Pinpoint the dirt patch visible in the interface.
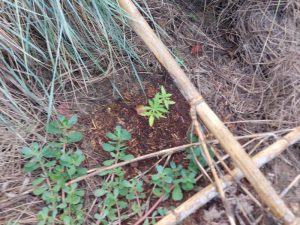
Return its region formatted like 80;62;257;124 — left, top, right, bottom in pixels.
79;77;191;165
76;77;199;223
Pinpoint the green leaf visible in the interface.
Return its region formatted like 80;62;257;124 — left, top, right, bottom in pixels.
118;201;127;209
102;143;115;152
33;186;47;196
120;154;134;161
68;115;78;127
149;115;155;127
94;189;107;197
172;186;183;201
153;188;163;197
156;165;164;173
63;215;71;225
46;122;64;134
21;147;34;158
120;129;131;141
24;161;39;173
151;174;160;181
170;161;176;169
103;159;114;166
42;147;60;158
70;195;81;204
66;132;83;143
165;176;173;183
161;86;166;94
122;180;132;188
67;165;76;176
157;207;168;216
157;108;168;113
76;167;87;176
143;219;150;225
58;115;66;123
73;150;85;166
44;160;56;168
182;182;194;191
57;202;67;209
94;213;104;221
76;189;85;196
47;142;63;148
106;132;118;140
32;177;45;186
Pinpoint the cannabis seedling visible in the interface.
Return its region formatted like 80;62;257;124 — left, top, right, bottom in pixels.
142;86;175;126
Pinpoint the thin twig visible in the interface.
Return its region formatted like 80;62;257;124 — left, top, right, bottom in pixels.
212;148;263;209
280;174;300;198
133;194;166;225
68;143;196;185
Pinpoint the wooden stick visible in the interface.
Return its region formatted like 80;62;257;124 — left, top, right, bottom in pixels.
117;1;297;224
191;108;236;225
156;127;300;225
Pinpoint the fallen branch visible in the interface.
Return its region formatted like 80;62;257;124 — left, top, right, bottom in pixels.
156;126;300;225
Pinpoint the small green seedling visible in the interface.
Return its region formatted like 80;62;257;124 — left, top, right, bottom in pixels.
21;115;86;225
101;125;134;166
142;86;175;126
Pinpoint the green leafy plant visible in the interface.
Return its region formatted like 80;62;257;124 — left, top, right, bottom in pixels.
143;207;169;225
21;115;86;225
186;133;215;173
142;86;175;126
93;126;145;225
150;162;196;201
102;125;134;166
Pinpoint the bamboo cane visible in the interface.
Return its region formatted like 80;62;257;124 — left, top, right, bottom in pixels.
117;0;298;224
156;127;300;225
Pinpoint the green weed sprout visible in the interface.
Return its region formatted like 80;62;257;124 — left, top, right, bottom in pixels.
142;86;175;126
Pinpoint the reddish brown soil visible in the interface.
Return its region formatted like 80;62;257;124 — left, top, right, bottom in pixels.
79;79;192;168
77;78;202;223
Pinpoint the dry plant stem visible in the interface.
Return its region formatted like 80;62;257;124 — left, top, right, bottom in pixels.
190;146;213;183
133;194;165;225
213;148;262;209
156;127;300;225
280;174;300;198
67;143;195;185
118;0;296;223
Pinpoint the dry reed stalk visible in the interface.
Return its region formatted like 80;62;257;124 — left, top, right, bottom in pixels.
117;0;298;223
156;126;300;225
